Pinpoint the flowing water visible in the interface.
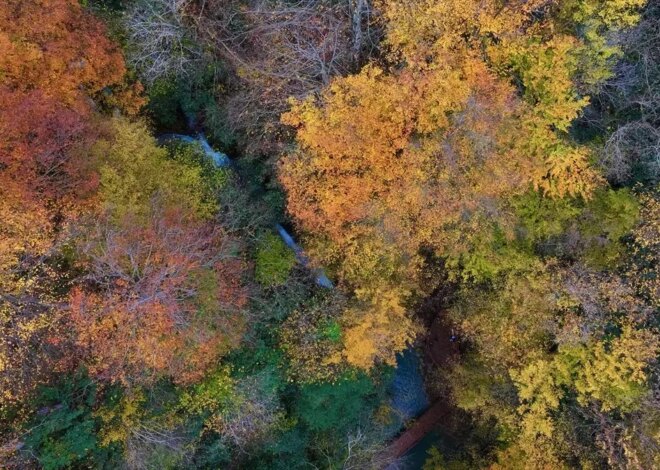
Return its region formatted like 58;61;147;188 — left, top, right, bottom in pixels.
160;133;332;288
161;131;433;467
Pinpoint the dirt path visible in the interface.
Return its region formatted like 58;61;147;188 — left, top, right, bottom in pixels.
386;399;453;459
423;315;459;368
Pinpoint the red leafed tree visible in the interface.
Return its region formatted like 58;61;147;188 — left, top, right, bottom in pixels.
0;92;98;266
0;0;140;406
0;0;126;104
0;0;139;271
69;207;248;386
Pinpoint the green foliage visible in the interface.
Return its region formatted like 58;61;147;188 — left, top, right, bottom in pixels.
6;1;658;470
179;366;235;417
98;118;220;220
204;100;238;152
424;447;472;470
510;37;588;131
449;228;539;282
136;445;183;470
320;319;342;343
94;387;145;448
191;436;232;468
188;268;224;316
451;270;556;369
146;78;184;130
513;191;581;242
579;188;640;267
424;447;448;470
510;325;658;466
557;0;646;92
279;294;345;383
252;275;314;325
509;188;640;267
556;327;657;412
583;188;640;239
228;342;286;381
168;141;228;195
146;64;236;148
449;356;517;421
240;428;310;470
255;232;296;286
293;373;378;434
23;373;119;470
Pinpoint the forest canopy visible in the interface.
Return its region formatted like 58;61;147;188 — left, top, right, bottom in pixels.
0;0;658;469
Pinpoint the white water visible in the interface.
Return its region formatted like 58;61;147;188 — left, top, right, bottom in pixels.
275;224;334;288
161;133;333;288
164;132;435;467
160;133;231;167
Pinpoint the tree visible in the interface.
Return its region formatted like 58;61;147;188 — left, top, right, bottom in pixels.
96;118;223;221
279;0;649;370
0;0;126;104
340;285;418;369
511;326;658;467
279;59;537;366
19;372;121;470
379;0;622;199
279;295;345;382
450;269;556;371
124;0;203;85
196;0;375;154
70;204;247;386
597;1;660;185
220;374;283;453
293;373;379;435
0;0;142;276
627;191;660;304
449;252;659;468
65;118;246;386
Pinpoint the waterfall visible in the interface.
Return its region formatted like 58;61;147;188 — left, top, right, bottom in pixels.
160;133;333;289
159;133;231;167
275;224;334;288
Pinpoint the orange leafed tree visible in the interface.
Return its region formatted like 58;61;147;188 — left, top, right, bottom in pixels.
69;207;248;386
0;0;128;104
281;61;531;261
279;0;647;369
280;59;533;368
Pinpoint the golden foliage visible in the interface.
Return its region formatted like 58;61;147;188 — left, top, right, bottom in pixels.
340;285;419;369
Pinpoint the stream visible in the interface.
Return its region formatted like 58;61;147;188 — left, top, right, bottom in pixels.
161;131;433;468
159;132;333;289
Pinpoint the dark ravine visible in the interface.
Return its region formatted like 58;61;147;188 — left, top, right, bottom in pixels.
386;315;461;468
162;129;451;469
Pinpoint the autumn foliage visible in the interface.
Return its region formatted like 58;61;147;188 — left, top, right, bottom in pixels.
0;0;127;273
0;0;243;408
1;1;659;469
69;208;247;386
0;0;136;407
280;0;650;368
